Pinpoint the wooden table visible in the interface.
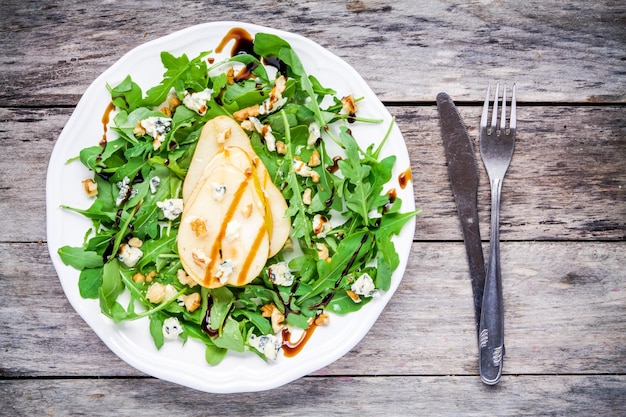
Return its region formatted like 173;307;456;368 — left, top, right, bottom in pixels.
1;1;624;415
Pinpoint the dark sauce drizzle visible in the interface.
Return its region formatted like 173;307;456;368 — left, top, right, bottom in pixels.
97;102;116;164
398;167;412;190
215;27;287;74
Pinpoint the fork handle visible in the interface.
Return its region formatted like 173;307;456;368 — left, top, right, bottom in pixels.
479;177;505;385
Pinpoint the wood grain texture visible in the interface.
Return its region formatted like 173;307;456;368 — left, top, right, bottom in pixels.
1;0;625;105
1;241;623;378
2;376;625;416
1;0;625;414
1;106;624;243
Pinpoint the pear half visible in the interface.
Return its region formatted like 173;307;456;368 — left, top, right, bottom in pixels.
178;116;291;288
183;115;290;257
178;161;270;288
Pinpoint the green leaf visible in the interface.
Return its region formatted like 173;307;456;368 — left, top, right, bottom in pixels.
79;139;126;171
300;231;373;303
233;309;273;335
143;50;210;107
379;210;420;236
205;344;227;366
58;246;104;270
208;287;235;331
107;75;143;112
135;232;177;270
284;311;310;328
61;199;117;223
212;316;245;352
78;267;103;299
374;210;419;280
149;313;165;350
98;260;124;318
327;290;372;314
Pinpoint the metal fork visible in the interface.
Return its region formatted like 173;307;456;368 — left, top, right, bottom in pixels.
478;82;516;385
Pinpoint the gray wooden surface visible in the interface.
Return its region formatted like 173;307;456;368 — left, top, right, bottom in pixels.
1;0;625;416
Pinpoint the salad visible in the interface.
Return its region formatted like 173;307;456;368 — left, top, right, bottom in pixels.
57;27;418;365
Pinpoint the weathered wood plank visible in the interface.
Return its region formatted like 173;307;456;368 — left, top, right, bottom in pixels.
1;241;623;377
1;0;625;105
1;105;624;243
2;376;625;416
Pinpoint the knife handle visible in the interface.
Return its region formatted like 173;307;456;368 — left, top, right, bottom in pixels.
479;178;505;385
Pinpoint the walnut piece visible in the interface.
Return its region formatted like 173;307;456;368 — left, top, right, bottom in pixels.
233;104;260;121
146;282;166;304
177;269;198;288
190;217;208;238
128;237;143;248
133;122;146;137
346;289;361;303
308;150;321;167
314;312;330;326
191;248;210;267
81;178;98;197
182;292;201;312
276;140;287;155
302;188;312;205
341;95;358;117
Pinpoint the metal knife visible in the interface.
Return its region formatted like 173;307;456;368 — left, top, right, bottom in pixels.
436;92;486;335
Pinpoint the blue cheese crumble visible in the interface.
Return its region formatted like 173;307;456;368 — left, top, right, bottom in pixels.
216;259;235;284
307;122;320;148
157;198;184;220
183;89;212;115
293;159;320;183
212;183;227;201
351;273;377;298
140;116;172;150
118;243;143;268
267;261;294;286
115;176;138;206
149;176;161;194
312;214;332;238
224;220;241;242
248;333;281;361
162;317;183;340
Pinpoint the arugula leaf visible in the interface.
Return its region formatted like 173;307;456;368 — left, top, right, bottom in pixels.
300;231;373;303
208;287;235;331
107;75;143;112
211;317;245;352
136;232;177;270
374;210;420;289
98;260;124;319
149;313;166;350
79;139;126;171
143;50;211;107
78;268;103;299
205;344;228;365
327;290;372;314
58;246;103;270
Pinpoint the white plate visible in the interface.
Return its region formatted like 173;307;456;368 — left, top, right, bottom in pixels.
46;21;415;393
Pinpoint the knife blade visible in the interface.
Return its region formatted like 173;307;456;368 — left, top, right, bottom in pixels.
436;92;486;335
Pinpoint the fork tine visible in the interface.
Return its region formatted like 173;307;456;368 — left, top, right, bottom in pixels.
500;83;507;130
480;82;491;128
510;84;517;130
490;83;499;130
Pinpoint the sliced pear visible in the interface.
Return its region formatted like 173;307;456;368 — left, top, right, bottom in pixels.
183;115;290;256
183;115;254;201
184;146;266;215
178;162;270;288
